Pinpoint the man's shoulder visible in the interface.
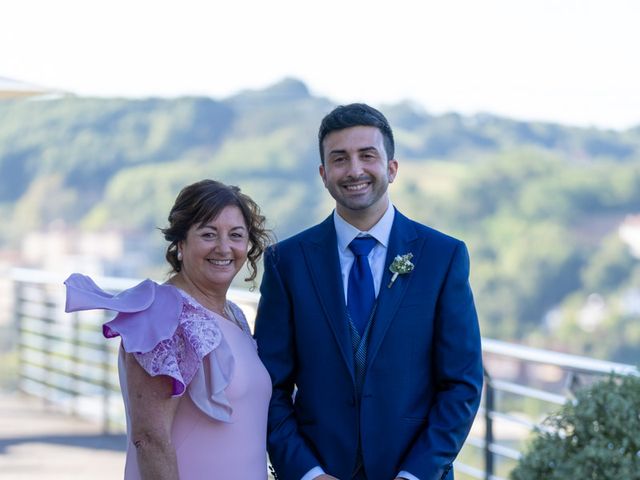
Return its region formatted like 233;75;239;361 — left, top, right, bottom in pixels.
264;220;333;273
269;217;333;252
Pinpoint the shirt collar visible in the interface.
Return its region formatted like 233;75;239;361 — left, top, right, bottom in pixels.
333;201;395;254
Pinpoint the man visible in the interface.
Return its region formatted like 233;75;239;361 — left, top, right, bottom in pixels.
254;103;483;480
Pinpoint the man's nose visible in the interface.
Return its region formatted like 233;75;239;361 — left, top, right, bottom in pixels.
346;157;365;177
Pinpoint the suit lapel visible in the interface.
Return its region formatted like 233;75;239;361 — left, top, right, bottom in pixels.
366;210;423;370
301;215;355;378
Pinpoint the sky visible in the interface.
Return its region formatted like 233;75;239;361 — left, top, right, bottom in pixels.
2;0;639;130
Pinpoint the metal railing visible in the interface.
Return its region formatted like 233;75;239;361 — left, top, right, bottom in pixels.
11;268;259;434
459;339;639;480
9;268;639;478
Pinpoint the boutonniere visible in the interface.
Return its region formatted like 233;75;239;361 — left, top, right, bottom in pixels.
387;253;414;288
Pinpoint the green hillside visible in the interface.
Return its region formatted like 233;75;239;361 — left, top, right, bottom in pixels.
2;78;639;362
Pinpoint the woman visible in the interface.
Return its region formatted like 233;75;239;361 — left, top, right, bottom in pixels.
64;179;273;479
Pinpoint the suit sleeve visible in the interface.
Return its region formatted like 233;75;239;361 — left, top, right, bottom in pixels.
254;246;321;480
400;241;484;480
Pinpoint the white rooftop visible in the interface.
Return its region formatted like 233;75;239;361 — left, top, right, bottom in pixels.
0;76;64;99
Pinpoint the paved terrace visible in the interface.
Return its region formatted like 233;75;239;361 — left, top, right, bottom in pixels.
0;391;126;479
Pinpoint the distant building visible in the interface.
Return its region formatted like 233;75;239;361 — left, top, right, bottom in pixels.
0;250;21;329
618;214;640;258
20;228;153;278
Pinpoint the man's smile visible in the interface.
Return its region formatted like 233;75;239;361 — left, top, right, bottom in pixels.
344;182;370;191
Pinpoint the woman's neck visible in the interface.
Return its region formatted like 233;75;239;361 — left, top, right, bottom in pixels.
169;273;227;315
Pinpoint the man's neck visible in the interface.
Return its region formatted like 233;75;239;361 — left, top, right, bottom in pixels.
336;198;389;232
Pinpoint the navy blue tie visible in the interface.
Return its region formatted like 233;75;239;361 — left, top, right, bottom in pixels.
347;236;377;336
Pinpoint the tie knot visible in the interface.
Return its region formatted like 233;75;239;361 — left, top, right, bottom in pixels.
349;236;377;257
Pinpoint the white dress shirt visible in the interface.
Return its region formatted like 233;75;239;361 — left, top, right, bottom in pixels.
334;201;395;302
301;202;420;480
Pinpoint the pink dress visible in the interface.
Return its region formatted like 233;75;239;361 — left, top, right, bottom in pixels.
64;274;272;480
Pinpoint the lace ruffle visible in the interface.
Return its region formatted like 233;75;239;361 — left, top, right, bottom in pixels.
128;299;226;396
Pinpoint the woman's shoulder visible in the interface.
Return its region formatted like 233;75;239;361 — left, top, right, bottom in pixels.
225;300;246;321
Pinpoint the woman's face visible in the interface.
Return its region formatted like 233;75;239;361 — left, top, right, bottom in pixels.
178;205;249;291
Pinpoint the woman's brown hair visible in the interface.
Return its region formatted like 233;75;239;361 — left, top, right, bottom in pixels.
161;179;272;286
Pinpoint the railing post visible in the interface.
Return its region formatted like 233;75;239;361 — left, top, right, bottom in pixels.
14;280;25;394
484;372;495;480
71;311;80;415
42;284;53;409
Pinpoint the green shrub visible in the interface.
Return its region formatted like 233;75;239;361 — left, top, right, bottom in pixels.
510;373;640;480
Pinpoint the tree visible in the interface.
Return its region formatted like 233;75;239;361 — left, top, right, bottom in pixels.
510;374;640;479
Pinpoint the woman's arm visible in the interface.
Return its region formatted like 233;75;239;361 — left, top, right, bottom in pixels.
125;352;181;480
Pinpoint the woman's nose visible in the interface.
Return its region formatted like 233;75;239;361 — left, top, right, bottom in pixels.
213;236;232;252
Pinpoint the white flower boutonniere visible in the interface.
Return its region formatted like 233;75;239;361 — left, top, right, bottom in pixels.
387;253;414;288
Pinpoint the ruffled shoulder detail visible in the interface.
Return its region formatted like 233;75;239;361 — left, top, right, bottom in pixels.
63;274;235;422
64;273;184;353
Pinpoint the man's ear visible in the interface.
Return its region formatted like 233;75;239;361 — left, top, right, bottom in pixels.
319;163;328;187
387;159;399;183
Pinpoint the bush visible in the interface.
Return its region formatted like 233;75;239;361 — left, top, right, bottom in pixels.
510;373;640;479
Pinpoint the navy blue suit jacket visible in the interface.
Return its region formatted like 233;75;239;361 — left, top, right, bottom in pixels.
254;210;483;480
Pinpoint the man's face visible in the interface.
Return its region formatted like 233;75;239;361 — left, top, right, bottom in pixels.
319;126;398;219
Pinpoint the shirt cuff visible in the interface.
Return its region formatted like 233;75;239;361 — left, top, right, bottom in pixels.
398;471;420;480
301;466;325;480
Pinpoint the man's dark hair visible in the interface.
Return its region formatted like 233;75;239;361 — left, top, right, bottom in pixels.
318;103;395;164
